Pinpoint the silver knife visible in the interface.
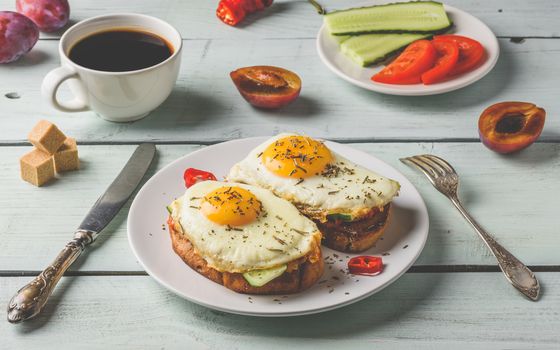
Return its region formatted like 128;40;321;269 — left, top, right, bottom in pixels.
7;143;156;323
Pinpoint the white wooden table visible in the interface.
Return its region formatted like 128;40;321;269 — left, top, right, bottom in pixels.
1;0;559;348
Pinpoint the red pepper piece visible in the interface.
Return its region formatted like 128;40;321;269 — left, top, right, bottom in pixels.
251;0;273;11
183;168;217;188
243;0;262;12
216;0;273;26
348;256;383;276
216;0;246;26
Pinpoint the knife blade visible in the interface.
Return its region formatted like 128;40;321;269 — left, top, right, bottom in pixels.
79;143;156;234
7;143;156;323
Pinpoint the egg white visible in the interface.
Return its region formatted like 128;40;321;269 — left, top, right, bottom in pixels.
227;133;400;221
169;180;321;273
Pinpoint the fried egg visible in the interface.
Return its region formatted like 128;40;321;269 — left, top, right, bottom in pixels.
227;133;400;221
168;180;321;273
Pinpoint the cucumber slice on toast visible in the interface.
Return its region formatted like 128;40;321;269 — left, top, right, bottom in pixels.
326;213;354;222
243;265;287;287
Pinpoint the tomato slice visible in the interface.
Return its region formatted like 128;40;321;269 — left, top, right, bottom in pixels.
421;40;459;85
372;40;437;85
183;168;217;188
433;35;485;76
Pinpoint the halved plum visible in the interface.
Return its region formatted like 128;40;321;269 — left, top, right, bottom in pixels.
230;66;301;109
478;102;546;154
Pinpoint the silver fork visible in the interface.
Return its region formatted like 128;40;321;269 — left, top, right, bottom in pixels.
401;154;540;301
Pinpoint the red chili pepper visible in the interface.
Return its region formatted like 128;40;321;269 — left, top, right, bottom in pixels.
348;256;383;276
242;0;262;12
216;0;273;26
183;168;217;188
216;0;246;26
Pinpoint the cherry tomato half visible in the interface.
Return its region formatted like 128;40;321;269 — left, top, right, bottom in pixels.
183;168;217;188
433;35;485;76
372;40;437;85
230;65;301;109
421;40;459;85
348;256;383;276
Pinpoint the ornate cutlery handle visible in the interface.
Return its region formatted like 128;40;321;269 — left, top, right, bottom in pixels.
7;230;97;323
450;197;540;301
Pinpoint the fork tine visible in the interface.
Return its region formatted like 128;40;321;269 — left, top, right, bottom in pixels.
401;157;438;186
410;156;441;178
424;154;456;174
418;155;446;175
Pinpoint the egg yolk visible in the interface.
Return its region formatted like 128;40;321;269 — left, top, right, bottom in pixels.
261;136;333;178
201;186;262;226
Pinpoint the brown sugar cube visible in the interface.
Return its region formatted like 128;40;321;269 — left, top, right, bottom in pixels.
53;137;79;172
20;148;55;187
27;120;67;155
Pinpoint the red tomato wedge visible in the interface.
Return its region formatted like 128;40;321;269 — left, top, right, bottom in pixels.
433;35;485;76
421;40;459;85
372;40;437;85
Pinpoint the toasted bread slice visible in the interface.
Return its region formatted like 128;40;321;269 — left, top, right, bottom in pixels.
315;204;392;253
168;217;324;294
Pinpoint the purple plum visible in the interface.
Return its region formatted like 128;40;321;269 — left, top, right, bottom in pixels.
16;0;70;33
0;11;39;64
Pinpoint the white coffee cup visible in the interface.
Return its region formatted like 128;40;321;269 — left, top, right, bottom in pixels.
42;13;182;122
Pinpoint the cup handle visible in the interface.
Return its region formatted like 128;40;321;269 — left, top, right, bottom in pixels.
41;66;89;112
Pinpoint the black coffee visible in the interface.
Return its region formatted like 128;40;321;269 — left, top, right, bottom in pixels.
69;29;173;72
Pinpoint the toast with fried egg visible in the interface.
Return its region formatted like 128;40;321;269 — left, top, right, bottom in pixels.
167;180;324;294
227;134;400;253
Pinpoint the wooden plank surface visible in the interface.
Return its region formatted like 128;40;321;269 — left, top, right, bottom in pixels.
0;0;557;40
1;38;559;143
0;0;558;346
1;143;557;271
2;273;559;349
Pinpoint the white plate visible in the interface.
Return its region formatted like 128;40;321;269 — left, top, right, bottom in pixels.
316;3;500;95
127;138;429;316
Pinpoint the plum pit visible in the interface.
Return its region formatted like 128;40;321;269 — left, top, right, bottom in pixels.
495;113;525;134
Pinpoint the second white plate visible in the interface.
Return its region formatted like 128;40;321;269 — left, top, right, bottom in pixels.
316;3;500;96
127;138;429;316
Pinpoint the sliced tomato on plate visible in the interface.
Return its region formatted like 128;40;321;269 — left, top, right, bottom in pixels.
420;40;459;85
433;35;485;76
372;40;437;85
